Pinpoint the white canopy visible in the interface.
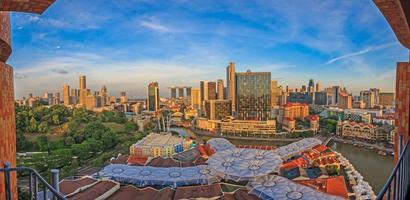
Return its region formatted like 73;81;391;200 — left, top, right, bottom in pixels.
272;138;322;159
98;164;219;188
247;175;345;200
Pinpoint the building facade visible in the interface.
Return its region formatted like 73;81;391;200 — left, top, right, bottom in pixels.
235;71;271;121
148;82;160;111
204;100;231;120
226;62;236;114
217;79;224;100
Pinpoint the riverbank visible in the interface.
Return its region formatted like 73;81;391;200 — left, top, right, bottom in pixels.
189;127;303;142
331;137;393;156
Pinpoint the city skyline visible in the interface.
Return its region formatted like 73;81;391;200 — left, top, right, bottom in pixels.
9;0;408;98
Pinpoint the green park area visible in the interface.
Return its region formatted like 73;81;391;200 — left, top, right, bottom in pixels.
15;104;150;180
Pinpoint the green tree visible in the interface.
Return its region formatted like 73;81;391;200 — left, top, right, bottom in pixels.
124;121;136;133
64;136;75;146
38;121;49;133
36;135;50;153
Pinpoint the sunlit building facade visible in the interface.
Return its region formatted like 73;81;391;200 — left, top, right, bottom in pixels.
235;71;271;121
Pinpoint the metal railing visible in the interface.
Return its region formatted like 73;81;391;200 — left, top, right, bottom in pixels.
377;135;410;200
0;162;67;200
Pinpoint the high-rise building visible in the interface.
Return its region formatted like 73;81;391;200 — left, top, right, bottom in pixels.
186;87;192;98
63;85;71;106
315;83;320;92
226;62;236;114
379;92;395;107
217;79;224;100
178;87;184;98
191;88;201;110
338;92;352;109
79;75;87;105
301;85;307;92
308;79;315;91
200;81;207;103
280;103;309;121
361;90;375;109
204;100;232;120
170;87;177;99
271;80;279;107
44;92;53;105
100;85;108;106
147;82;160;111
332;86;340;105
235;70;271;121
207;81;217;100
54;92;60;105
120;92;127;104
370;88;380;105
86;95;101;110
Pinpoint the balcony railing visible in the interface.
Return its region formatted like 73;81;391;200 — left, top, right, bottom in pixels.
377;134;410;200
0;163;66;200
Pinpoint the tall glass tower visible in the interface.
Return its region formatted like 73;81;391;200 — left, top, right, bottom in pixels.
235;70;271;121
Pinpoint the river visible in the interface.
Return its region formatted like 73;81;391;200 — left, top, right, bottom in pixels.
170;127;394;193
328;141;394;193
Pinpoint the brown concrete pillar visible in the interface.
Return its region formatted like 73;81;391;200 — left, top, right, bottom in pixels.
0;11;17;200
395;62;410;162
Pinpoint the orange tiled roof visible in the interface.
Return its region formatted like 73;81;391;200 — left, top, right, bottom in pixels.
296;176;348;199
127;156;148;166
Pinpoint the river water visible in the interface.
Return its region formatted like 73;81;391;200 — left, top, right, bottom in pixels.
170;127;394;192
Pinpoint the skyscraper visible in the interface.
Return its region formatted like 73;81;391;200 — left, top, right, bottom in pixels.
361;90;375;109
271;80;279;107
226;62;236;114
308;79;315;91
170;87;177;99
100;85;108;106
204;100;232;120
332;86;340;105
186;87;192;97
191;88;201;110
63;85;71;106
315;83;320;92
79;75;87;105
207;81;217;100
370;88;380;105
217;79;224;100
120;91;127;104
200;81;208;103
148;82;160;111
235;70;271;121
178;87;184;98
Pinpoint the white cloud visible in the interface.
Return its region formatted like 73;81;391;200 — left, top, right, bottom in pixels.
326;42;396;65
139;20;174;33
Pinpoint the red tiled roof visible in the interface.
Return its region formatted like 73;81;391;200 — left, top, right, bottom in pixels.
127;156;148;166
107;186;174;200
281;157;308;170
312;145;328;153
111;155;129;164
174;184;223;199
59;177;97;196
296;176;348;199
68;180;119;200
146;157;181;167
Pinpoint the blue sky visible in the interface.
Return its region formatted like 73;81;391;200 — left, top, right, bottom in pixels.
9;0;409;98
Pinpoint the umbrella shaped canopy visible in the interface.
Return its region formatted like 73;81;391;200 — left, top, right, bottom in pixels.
207;148;283;182
248;175;345;200
99;164;219;188
272;138;322;159
207;138;236;152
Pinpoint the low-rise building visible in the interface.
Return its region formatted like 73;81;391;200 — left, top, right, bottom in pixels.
336;120;395;142
220;119;276;135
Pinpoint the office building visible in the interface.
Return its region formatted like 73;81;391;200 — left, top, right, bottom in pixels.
200;81;208;102
288;92;314;104
332;86;340;105
178;87;184;98
315;83;320;92
271;80;280;107
86;95;102;110
207;81;217;100
370;88;380;105
119;92;127;104
63;85;71;106
338;92;352;109
226;62;236;114
204;100;231;120
314;91;329;105
308;79;315;91
170;87;177;99
79;75;87;105
235;70;271;121
186;87;192;97
148;82;160;111
100;85;108;106
360;90;375;109
379;92;395;107
217;79;224;100
191;88;201;110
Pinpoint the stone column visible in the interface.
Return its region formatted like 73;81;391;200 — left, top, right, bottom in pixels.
395;62;410;162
